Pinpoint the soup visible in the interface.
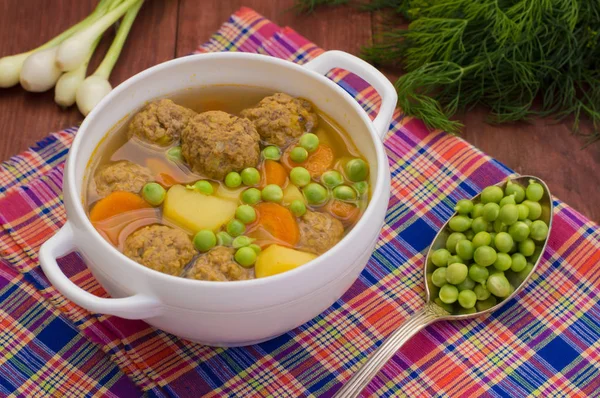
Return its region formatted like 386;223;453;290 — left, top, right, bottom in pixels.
86;86;371;281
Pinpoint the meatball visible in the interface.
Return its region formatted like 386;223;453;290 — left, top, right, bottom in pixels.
240;93;318;147
128;99;196;146
181;111;260;180
186;247;254;281
123;225;195;276
298;211;345;254
94;160;153;198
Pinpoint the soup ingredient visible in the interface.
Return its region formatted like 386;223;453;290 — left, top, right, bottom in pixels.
55;36;100;106
299;133;320;152
474;246;497;267
493;253;512;271
472;231;491;249
187;180;214;195
193;230;217;252
471;217;488;234
511;253;528;273
494;232;514;253
290;200;307;217
19;47;62;92
517;204;529;220
481;186;503;204
332;185;357;201
262;184;284;203
94;160;153;198
240;93;318;147
181;111;260;180
455;199;473;215
163;184;237;232
89;191;150;222
498;204;519;226
455;240;473;261
458;290;477;309
328;200;359;223
186;247;253;281
290;167;311;187
235;247;257;268
262;160;287;187
282;184;305;204
225;172;242;188
526;181;544;202
499;195;516;207
232;236;254;249
123;224;195;276
226;219;246;237
236;205;257;224
486;274;511;298
298;211;344;254
216;231;233;246
344;158;369;182
242;188;262;205
253;203;299;246
290;147;309;163
519;239;535;257
241;167;261;186
431;267;447;287
255;244;317;278
142;182;166;206
431;248;450;267
321;170;343;188
300;144;334;177
445;232;466;254
262;146;281;161
508;221;530;242
522;200;542;220
530;220;549;241
468;265;489;284
505;181;525;203
353;181;369;195
482;203;500;222
448;215;472;232
303;183;328;205
167;146;183;162
128;99;196;146
439;284;458;304
446;262;468;285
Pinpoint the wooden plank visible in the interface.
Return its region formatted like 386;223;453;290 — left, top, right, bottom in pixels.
0;0;179;160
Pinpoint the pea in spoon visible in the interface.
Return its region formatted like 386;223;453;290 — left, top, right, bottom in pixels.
334;175;553;398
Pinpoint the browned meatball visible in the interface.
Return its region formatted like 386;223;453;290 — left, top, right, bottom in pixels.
123;225;196;276
240;93;318;147
186;247;254;281
94;160;153;198
128;99;196;146
181;111;260;180
298;211;345;254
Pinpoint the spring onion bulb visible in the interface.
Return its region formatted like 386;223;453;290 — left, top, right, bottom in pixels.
19;47;62;92
55;37;101;107
0;53;31;88
76;0;143;115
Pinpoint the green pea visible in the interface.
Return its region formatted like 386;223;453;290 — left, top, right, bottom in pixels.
353;181;369;195
262;184;284;203
468;264;489;284
494;219;507;233
523;219;533;228
290;167;311;187
449;215;472;232
447;255;462;267
499;204;519;225
474;284;491;301
226;219;245;237
455;199;474;215
526;180;544;201
516;263;534;283
431;267;447;287
303;183;328;205
482;203;500;222
471;217;488;234
446;263;468;285
486;273;511;297
434;298;454;313
216;231;233;246
481;185;503;204
474;246;497;267
456;240;474;261
262;146;281;161
345;158;369;182
499;194;516;207
471;203;484;219
505;180;525;203
290;199;306;217
519;238;536;256
321;170;344;188
333;185;357;201
457;306;477;315
530;220;549;241
232;235;255;249
225;172;242;188
167;146;183;162
235;247;257;268
241;188;262;205
530;246;543;262
458;289;477;309
193;230;216;252
241;168;260;186
511;253;527;272
456;276;476;292
523;200;542;220
142;182;166;206
187;180;214;195
465;230;475;241
249;244;262;255
508;221;530;242
299;133;320;152
446;232;466;254
493;252;512;271
472;231;492;249
439;284;459;304
494;232;514;253
489;232;497;248
236;205;257;224
476;295;497;312
290;146;308;163
517;204;529;220
431;248;451;267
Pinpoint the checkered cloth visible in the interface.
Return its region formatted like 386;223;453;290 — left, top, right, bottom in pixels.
1;7;599;397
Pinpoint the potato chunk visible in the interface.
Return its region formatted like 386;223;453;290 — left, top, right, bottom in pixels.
255;244;317;278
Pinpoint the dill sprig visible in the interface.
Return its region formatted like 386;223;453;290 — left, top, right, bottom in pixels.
295;0;600;141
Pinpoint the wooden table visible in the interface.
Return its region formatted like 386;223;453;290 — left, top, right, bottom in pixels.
1;0;598;222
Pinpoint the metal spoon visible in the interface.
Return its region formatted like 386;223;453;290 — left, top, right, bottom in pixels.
335;175;553;397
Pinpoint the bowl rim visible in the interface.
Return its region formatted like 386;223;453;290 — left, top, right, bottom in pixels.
65;52;391;289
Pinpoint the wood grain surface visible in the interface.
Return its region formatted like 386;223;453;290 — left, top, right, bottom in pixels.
1;0;598;221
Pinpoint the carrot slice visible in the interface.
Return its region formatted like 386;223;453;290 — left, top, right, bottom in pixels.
328;200;360;224
282;144;334;178
248;202;299;246
90;191;151;222
262;160;288;187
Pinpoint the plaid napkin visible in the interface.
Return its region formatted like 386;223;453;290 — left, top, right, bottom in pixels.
1;7;600;397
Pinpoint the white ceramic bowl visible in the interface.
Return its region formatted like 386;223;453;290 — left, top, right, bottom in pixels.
39;51;396;346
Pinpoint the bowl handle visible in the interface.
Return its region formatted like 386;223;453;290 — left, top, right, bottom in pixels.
39;222;162;320
303;50;398;139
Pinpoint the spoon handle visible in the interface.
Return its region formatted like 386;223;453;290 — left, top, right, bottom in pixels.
334;302;445;398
